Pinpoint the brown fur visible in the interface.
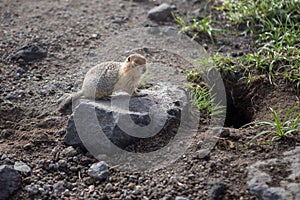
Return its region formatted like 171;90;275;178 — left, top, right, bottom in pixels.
58;54;147;114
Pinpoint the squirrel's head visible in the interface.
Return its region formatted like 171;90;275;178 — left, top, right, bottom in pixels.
124;54;147;74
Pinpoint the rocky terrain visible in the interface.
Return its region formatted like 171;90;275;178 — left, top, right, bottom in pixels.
0;0;299;199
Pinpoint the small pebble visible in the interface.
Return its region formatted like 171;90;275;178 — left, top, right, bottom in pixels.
169;176;177;183
58;159;68;168
25;184;40;196
6;90;25;100
88;185;95;193
43;184;52;191
61;146;77;157
14;161;31;174
197;140;204;149
23;143;33;150
198;149;210;159
104;183;113;192
175;196;189;200
88;161;109;181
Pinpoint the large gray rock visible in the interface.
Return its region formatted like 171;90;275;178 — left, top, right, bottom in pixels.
64;83;187;153
0;165;22;200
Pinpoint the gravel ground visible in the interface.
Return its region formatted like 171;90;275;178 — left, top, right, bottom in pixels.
0;0;299;199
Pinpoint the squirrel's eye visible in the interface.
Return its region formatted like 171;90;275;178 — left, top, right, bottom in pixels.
127;57;131;62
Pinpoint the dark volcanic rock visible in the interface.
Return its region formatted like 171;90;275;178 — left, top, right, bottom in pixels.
64;83;189;154
148;3;173;22
208;182;227;200
0;165;22;200
10;44;47;63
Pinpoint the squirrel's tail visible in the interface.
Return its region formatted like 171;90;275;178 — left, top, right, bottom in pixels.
58;91;83;115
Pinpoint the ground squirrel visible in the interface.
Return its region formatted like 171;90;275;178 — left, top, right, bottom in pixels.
58;54;147;113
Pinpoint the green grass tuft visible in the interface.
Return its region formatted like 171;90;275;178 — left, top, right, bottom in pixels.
173;12;224;44
242;106;300;146
222;0;300;91
175;0;300;94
